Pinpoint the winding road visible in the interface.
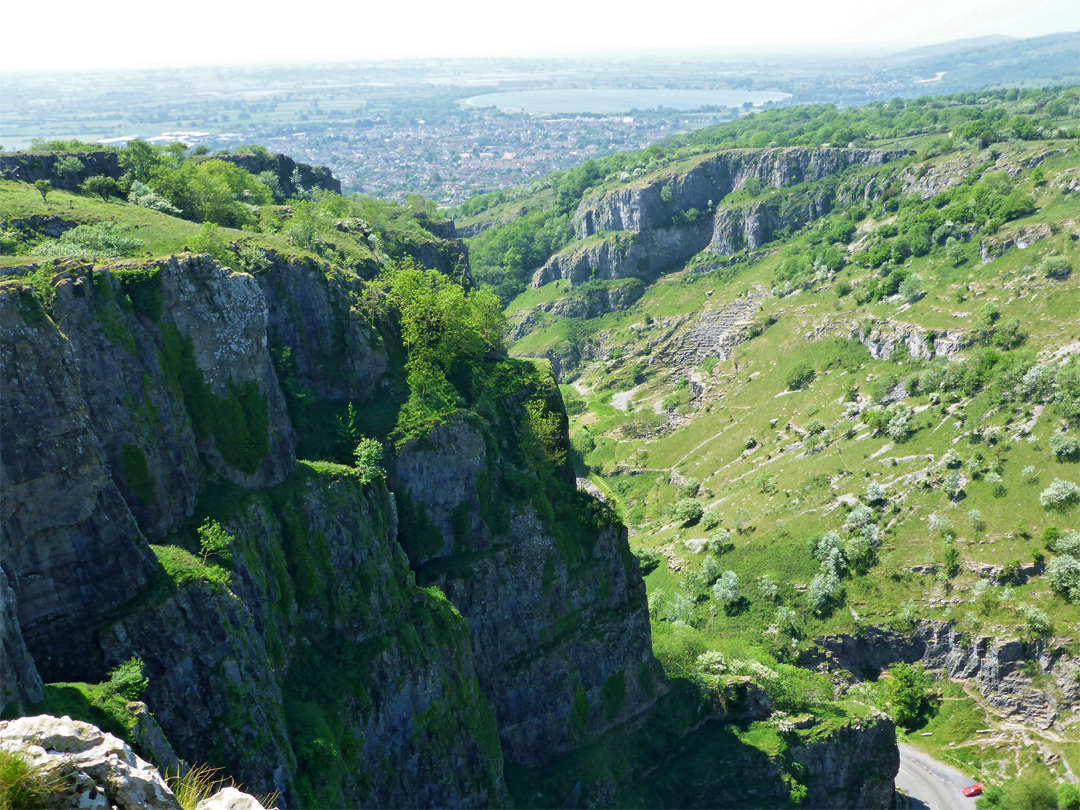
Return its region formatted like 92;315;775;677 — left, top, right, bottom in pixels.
895;743;980;810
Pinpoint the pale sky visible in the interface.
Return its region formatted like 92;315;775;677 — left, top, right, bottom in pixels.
1;0;1077;72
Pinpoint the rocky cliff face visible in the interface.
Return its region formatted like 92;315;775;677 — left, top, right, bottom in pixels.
0;151;121;190
0;248;660;806
392;404;660;765
211;152;341;197
801;620;1080;731
575;147;904;238
0;256;502;806
794;715;898;809
536;148;907;288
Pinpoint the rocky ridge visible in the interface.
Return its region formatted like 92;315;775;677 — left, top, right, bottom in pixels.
0;248;654;806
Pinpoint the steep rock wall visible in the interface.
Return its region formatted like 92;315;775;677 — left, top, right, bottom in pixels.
801;621;1080;730
537;147;906;288
575;147;905;238
0;281;159;675
256;254;390;402
393;412;659;766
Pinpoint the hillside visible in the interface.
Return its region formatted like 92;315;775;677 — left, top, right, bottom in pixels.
0;146;900;808
474;88;1080;796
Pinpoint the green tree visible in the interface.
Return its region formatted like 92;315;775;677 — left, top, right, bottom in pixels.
82;175;121;202
107;656;149;700
54;154;84;182
883;662;934;730
785;360;816;390
198;519;234;566
119;139;164;183
33;179;51;203
353;438;384;485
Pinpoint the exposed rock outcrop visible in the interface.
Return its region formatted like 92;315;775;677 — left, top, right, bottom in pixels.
0;151;121;190
0;715;266;810
575;147;905;239
393;410;660;766
801;621;1080;730
0;149;339;197
537;147;907;288
1;567;43;709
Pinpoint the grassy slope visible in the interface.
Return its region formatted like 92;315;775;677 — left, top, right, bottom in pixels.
504;138;1080;782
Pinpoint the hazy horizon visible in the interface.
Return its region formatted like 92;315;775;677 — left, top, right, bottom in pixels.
2;0;1077;73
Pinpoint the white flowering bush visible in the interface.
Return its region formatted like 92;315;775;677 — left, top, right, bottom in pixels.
1040;479;1080;510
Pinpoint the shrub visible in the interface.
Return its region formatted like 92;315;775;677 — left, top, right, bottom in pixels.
758;574;779;602
1023;606;1053;637
1045;554;1080;604
198;520;233;566
107;656;148;700
940;538;960;578
129;180;180;214
679;477;701;498
1042;255;1073;281
1049;530;1080;556
865;481;886;505
756;472;777;494
707;529;732;556
712;571;739;608
30;222;144;259
672;498;704;526
1040;479;1080;510
785;361;816;390
883;662;935;730
1050;433;1080;461
353;438;385;485
807;570;842;614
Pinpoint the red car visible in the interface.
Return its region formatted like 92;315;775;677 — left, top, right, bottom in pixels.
963;784;984;797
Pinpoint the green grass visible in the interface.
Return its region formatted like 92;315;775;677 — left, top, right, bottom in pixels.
151;544;231;589
503;136;1080;778
0;748;67;810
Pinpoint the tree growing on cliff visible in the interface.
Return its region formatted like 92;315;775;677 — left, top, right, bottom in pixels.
34;180;51;203
198;519;234;567
353;438;385;485
883;662;935;730
54;155;84;182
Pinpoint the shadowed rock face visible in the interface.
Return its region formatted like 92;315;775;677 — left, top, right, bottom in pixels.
0;280;158;677
394;415;660;767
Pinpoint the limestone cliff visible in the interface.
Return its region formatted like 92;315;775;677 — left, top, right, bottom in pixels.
801;620;1080;732
393;412;659;764
535;147;908;288
0;249;655;807
0;257;502;806
0;149;339;196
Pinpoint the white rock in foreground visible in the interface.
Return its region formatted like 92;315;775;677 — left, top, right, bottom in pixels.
0;715;265;810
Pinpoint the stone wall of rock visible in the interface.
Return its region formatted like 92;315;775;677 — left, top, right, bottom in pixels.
574;147;905;239
801;620;1080;730
393;410;660;766
0;151;121;190
536;148;908;289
